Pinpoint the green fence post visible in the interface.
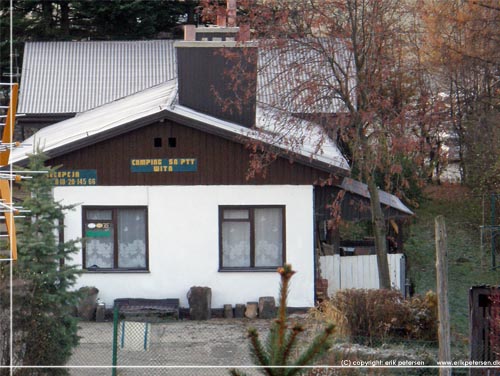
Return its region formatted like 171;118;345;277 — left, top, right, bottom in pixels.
111;304;119;376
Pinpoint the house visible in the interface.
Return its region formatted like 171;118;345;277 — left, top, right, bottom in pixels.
11;37;348;309
11;23;412;309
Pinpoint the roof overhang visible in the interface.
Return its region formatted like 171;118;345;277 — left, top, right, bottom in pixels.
12;109;348;179
17;113;76;125
162;109;348;177
315;179;414;222
12;111;170;166
339;178;414;217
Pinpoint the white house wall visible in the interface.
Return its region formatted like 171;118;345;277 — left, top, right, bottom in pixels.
54;185;315;308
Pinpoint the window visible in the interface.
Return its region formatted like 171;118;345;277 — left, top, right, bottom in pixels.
219;206;285;271
83;207;148;271
154;137;162;147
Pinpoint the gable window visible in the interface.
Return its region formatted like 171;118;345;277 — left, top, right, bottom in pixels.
219;206;285;271
83;207;148;271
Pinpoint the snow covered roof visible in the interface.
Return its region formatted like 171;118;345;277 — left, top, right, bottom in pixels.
10;79;350;174
12;81;176;163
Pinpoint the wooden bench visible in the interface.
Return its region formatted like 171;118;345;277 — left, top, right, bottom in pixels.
113;298;180;319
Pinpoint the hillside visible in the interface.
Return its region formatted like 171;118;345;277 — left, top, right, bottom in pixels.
405;185;499;339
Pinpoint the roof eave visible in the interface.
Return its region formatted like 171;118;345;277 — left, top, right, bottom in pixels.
13;108;350;178
162;110;350;178
12;111;170;167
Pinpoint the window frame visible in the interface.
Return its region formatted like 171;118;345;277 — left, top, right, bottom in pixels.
218;205;286;272
82;206;149;272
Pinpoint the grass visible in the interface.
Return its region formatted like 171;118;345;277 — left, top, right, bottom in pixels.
405;185;500;341
303;185;489;371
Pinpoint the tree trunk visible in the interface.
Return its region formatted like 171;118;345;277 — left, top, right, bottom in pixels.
60;1;70;38
42;1;54;36
367;178;391;289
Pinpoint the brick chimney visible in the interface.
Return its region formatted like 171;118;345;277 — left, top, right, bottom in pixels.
215;0;236;28
227;0;237;27
176;1;257;128
183;0;248;42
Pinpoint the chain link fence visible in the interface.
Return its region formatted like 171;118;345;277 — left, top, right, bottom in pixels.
61;303;464;376
66;302;276;376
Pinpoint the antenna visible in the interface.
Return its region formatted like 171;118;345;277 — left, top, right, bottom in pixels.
1;49;21;81
0;82;19;260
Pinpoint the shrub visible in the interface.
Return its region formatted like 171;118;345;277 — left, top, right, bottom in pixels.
404;291;438;342
308;289;437;345
308;300;349;339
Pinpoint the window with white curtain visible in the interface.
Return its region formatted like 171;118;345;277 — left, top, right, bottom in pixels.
83;207;148;271
219;206;285;270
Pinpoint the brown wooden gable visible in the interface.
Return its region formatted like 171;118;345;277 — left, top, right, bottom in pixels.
47;119;337;186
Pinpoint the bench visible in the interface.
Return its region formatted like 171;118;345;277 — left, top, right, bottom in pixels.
113;298;180;319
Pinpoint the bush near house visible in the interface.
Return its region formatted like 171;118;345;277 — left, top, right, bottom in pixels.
309;289;438;345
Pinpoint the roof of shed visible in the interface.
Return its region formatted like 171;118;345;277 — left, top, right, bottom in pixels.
10;79;350;173
340;178;414;216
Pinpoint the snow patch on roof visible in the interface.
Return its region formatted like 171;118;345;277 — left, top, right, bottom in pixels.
11;80;177;163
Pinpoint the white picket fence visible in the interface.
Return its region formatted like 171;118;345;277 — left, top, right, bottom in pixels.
319;254;406;296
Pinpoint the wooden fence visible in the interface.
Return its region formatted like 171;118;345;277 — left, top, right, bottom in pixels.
319;254;406;296
469;286;500;376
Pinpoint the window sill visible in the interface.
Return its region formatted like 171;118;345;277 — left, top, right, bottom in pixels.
83;269;150;274
218;267;279;273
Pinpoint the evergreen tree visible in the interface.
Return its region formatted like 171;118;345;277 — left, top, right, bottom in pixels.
230;264;334;376
71;0;198;40
0;0;200;81
0;152;80;375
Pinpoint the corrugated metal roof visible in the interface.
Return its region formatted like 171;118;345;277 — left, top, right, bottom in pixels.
340;178;414;216
18;40;177;114
257;38;354;113
19;38;353;116
11;78;350;173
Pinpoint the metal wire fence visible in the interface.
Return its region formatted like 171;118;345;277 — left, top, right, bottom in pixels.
59;303;461;376
0;311;467;376
66;304;275;376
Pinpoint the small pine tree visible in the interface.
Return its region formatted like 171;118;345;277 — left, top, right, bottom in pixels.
230;264;335;376
2;153;81;375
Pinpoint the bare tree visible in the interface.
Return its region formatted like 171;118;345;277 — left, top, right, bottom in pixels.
421;0;500;190
203;0;433;288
